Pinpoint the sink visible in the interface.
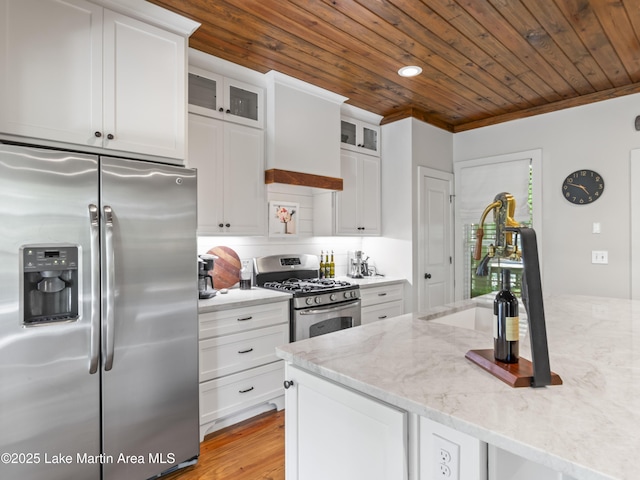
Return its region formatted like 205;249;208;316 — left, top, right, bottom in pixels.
427;306;494;332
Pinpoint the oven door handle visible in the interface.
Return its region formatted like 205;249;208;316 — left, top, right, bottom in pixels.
298;300;360;315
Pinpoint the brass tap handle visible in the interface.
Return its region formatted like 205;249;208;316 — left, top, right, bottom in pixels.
473;227;484;260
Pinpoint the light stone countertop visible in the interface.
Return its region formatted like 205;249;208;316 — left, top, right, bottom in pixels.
337;275;406;288
198;287;291;313
276;294;640;480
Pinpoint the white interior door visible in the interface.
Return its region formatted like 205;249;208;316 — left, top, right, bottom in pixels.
418;167;453;313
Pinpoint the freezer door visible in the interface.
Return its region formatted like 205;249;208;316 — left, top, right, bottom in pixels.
100;157;199;480
0;144;101;480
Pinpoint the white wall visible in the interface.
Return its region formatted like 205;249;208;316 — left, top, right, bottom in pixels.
197;183;362;279
364;117;454;311
454;93;640;298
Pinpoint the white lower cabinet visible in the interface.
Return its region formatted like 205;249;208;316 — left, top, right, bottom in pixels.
284;364;408;480
360;281;404;325
198;300;288;439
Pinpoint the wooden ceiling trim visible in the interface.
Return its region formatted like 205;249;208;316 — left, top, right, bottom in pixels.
380;107;455;132
332;0;525;114
590;1;640;83
427;0;565;104
454;81;640;133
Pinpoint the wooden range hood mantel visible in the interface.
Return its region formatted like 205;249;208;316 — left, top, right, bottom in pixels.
265;169;343;191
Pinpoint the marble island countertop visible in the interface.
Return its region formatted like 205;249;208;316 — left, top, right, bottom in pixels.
276;294;640;480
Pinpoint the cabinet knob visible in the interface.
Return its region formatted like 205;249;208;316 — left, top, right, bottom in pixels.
225;223;231;228
106;133;114;140
94;131;102;138
218;223;224;228
226;109;231;114
219;107;224;112
425;273;432;279
283;380;295;389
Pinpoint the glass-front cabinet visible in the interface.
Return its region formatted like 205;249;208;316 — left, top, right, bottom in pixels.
340;116;380;156
188;66;264;128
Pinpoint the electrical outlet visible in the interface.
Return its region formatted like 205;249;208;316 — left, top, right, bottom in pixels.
591;250;608;264
438;464;451;477
433;434;460;480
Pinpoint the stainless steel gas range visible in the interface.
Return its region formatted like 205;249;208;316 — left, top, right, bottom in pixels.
254;254;361;342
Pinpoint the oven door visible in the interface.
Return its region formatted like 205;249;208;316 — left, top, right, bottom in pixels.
292;299;361;342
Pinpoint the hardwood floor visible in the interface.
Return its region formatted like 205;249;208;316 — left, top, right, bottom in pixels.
164;410;285;480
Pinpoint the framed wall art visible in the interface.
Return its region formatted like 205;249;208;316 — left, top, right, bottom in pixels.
269;201;299;237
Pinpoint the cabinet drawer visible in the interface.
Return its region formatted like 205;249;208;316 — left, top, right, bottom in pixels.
362;300;403;325
200;361;284;425
200;324;289;382
360;283;404;307
199;301;289;339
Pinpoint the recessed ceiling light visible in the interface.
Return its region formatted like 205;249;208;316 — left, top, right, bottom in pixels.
398;65;422;77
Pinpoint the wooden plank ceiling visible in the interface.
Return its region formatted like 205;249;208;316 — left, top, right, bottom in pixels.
149;0;640;132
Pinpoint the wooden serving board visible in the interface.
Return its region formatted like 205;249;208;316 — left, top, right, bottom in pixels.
465;349;562;388
207;246;241;289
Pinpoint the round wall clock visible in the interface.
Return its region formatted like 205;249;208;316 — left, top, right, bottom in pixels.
561;169;604;204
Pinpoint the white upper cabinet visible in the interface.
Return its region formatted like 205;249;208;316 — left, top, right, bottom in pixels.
188;66;264;129
335;150;381;235
0;0;187;160
341;116;380;156
102;10;186;159
188;113;265;236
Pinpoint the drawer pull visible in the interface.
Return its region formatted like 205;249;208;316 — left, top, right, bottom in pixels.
239;386;254;394
377;292;387;296
283;380;294;389
378;315;388;319
238;348;254;354
237;316;253;321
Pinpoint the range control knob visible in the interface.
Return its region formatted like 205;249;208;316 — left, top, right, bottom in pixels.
306;297;314;305
315;296;322;304
330;294;336;301
344;291;351;299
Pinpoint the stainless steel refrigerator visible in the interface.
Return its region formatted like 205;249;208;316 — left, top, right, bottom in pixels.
0;143;199;479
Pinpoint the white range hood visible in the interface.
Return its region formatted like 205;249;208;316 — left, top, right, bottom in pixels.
264;71;347;190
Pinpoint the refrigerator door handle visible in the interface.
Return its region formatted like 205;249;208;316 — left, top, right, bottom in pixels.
103;205;115;371
88;204;100;374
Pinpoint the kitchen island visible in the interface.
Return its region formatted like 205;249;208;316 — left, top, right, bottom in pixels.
276;295;640;480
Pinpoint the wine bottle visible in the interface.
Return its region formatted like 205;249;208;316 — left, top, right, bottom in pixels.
329;250;335;278
319;250;325;279
494;268;519;363
324;252;331;279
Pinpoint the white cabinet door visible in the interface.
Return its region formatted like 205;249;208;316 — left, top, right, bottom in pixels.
187;114;265;235
188;113;224;234
222;122;265;234
0;1;185;160
360;153;381;234
0;0;103;146
335;150;381;235
103;10;185;159
340;117;380;156
285;364;408;480
335;150;360;234
188;66;264;128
